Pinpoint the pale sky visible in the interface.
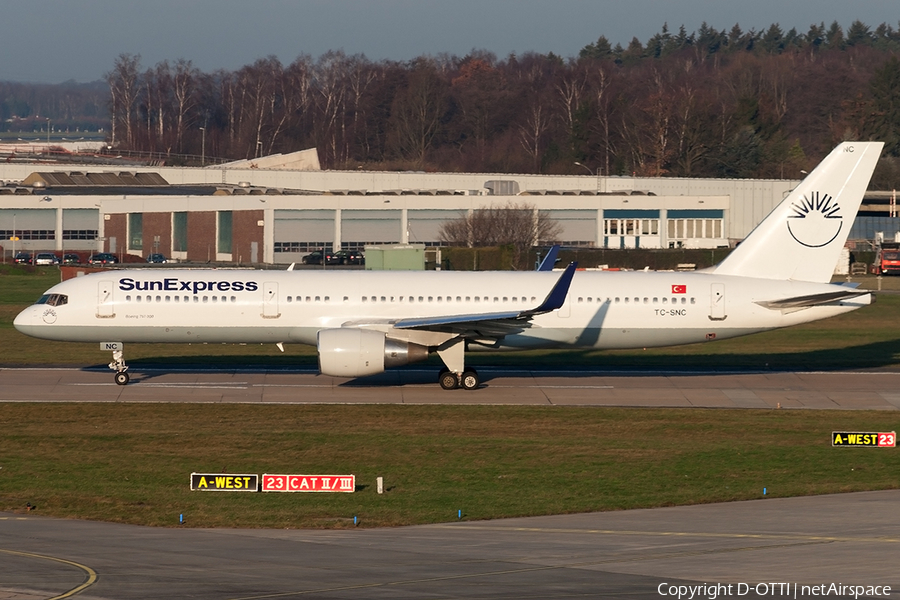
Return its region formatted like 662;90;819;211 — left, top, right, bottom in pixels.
4;0;899;83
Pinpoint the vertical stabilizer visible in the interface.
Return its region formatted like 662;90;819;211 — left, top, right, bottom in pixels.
714;142;883;282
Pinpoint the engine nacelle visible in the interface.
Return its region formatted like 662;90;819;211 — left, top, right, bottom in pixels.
317;328;429;377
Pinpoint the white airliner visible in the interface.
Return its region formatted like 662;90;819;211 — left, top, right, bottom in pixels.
14;142;883;390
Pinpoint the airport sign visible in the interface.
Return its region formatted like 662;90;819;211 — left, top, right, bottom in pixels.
191;473;259;491
831;432;896;447
261;474;355;492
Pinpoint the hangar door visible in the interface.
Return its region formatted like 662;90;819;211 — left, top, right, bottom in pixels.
274;210;335;257
341;210;401;248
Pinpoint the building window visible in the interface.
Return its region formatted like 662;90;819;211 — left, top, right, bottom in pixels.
217;211;232;254
173;212;188;252
128;213;143;250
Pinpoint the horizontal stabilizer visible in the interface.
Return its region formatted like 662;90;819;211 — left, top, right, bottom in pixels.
756;290;872;310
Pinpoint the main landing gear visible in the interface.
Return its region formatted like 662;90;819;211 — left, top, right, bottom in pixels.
108;346;130;386
438;368;480;391
436;339;480;390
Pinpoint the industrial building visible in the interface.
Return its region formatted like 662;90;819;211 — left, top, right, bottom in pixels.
0;149;897;264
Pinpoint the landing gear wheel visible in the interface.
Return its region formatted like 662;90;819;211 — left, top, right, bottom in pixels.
439;371;459;390
114;371;130;386
460;370;480;390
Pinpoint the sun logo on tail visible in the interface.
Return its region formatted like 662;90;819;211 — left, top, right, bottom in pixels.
786;191;843;248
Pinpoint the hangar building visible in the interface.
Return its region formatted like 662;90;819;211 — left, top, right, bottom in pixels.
0;149;896;263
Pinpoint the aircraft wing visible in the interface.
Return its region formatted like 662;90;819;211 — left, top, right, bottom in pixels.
391;262;577;337
536;245;561;271
755;290;872;310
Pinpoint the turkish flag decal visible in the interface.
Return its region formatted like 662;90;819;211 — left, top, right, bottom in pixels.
672;285;687;294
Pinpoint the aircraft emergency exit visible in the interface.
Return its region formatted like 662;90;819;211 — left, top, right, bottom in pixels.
14;142;883;390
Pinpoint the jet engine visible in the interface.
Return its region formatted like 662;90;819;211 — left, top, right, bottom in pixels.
317;328;430;377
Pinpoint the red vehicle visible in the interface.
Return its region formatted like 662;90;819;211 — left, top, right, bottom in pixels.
877;243;900;275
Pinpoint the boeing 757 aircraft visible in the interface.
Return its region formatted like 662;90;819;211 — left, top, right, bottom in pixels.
14;142;883;390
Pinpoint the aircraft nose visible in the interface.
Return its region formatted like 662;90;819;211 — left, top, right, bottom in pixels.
13;305;37;335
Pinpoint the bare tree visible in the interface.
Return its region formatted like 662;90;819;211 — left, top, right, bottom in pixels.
106;53;142;148
389;59;447;165
439;202;562;270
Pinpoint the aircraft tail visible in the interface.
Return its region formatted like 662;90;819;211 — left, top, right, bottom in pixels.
713;142;883;283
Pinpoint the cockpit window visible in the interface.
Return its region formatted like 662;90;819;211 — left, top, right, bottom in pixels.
36;294;68;307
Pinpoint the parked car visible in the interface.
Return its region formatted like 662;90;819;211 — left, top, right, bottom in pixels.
333;250;365;265
13;252;32;264
88;253;119;265
301;250;340;265
62;253;80;265
34;252;60;265
147;253;168;263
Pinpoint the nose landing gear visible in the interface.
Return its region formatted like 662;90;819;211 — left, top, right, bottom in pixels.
107;345;130;385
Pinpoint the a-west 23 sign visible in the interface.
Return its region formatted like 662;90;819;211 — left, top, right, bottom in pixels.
261;474;355;493
832;432;896;447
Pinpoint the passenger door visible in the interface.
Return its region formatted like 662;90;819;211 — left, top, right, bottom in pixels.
97;281;115;318
262;282;280;318
709;283;726;321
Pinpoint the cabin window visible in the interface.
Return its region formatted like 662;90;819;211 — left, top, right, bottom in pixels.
173;296;179;303
531;297;536;302
465;296;471;302
419;296;424;302
578;297;583;303
315;296;321;302
193;296;199;303
165;296;171;302
691;297;696;304
428;296;433;302
653;297;658;303
287;296;292;303
146;295;151;303
615;297;620;303
343;296;349;302
380;296;385;302
325;296;330;302
203;296;208;303
212;296;218;303
624;297;629;304
231;296;236;302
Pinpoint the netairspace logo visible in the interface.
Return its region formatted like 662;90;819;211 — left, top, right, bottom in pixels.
118;277;259;294
657;582;892;599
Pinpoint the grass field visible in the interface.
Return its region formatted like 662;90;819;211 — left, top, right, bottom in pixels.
1;267;899;529
1;404;898;528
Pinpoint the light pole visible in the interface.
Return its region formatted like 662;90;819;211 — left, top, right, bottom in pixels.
574;161;593;175
199;127;206;166
11;213;16;261
256;140;262;158
46;118;50;147
574;162;601;193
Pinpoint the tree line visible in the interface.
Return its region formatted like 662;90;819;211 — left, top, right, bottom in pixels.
6;20;900;185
